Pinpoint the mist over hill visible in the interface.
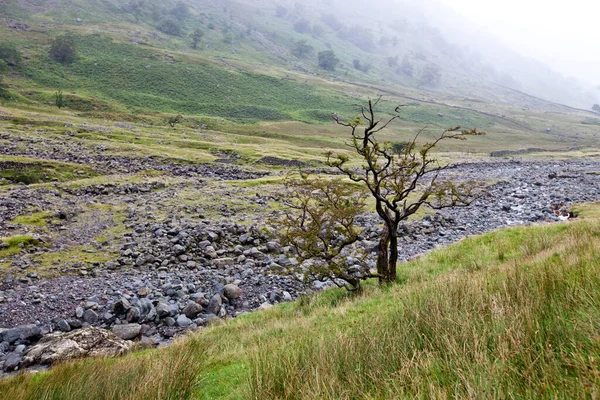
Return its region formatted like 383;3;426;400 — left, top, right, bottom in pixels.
1;0;596;113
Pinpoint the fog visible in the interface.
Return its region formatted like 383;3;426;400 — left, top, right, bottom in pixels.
437;0;599;87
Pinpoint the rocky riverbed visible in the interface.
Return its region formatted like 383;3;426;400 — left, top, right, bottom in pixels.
1;155;600;374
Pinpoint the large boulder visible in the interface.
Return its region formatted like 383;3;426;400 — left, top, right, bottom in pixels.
182;301;203;319
112;324;142;340
222;284;242;300
22;328;133;367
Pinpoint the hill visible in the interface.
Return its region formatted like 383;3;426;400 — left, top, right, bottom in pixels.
2;202;599;399
0;0;599;154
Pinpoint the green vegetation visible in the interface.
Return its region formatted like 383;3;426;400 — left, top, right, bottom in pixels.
0;235;38;258
49;34;77;64
318;50;340;71
3;203;600;399
11;211;54;227
0;157;97;186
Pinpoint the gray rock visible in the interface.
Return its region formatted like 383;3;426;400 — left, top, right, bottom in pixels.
22;328;133;367
222;284;242;300
75;306;85;318
4;353;22;371
112;298;131;315
56;319;71;332
176;314;192;328
112;324;142;340
206;294;222;315
182;302;203;319
83;309;99;324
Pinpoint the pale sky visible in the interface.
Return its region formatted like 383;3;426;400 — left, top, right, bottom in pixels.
437;0;600;86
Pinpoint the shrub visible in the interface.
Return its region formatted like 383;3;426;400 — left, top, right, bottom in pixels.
50;34;77;64
318;50;339;71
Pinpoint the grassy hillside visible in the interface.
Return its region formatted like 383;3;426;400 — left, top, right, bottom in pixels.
1;0;599;152
2;202;599;399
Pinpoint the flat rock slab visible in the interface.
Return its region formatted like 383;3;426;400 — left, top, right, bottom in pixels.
22;328;133;367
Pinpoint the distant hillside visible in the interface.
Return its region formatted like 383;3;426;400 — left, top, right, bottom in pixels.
0;0;597;122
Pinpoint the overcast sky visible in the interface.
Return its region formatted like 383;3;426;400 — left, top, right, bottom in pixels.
437;0;599;87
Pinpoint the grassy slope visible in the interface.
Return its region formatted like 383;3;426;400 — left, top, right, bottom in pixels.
1;0;599;153
2;202;599;399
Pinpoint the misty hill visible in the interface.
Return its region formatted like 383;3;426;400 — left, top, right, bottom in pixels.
1;0;597;121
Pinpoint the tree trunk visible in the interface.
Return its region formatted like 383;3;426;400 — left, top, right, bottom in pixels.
376;225;390;285
388;226;399;283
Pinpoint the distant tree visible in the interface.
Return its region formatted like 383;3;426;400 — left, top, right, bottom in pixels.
275;6;288;18
191;29;204;49
49;34;77;64
0;43;21;67
318;50;339;71
170;1;190;20
353;59;370;73
387;56;398;68
291;39;314;58
398;56;413;77
391;36;399;47
158;19;182;36
418;62;442;87
592;104;600;114
54;90;66;108
293;19;312;34
167;114;183;128
391;141;410;154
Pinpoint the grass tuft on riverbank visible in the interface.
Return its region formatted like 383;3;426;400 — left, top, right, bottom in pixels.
2;203;600;399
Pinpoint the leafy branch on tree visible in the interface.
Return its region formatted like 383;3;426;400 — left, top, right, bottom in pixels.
275;174;373;291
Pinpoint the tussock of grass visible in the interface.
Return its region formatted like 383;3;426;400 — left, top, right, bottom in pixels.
2;204;600;399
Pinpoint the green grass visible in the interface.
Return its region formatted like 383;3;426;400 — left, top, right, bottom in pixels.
0;234;39;258
11;211;55;227
0;156;98;186
2;203;600;399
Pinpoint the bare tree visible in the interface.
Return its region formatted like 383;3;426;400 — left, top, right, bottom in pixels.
325;98;484;284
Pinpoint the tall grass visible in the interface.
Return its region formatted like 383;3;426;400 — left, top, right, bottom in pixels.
3;338;206;400
249;221;600;399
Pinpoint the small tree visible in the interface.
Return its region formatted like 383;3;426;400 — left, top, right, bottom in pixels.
0;43;21;67
191;29;204;49
387;56;399;68
54;90;66;108
353;59;370;73
292;39;313;58
398;55;413;76
418;62;442;87
327;98;483;284
158;19;182;36
592;104;600;114
277;174;371;291
279;98;484;289
318;50;339;71
50;34;77;64
167;114;183;127
293;19;312;34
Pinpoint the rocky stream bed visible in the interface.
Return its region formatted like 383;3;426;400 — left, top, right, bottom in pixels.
1;156;600;375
